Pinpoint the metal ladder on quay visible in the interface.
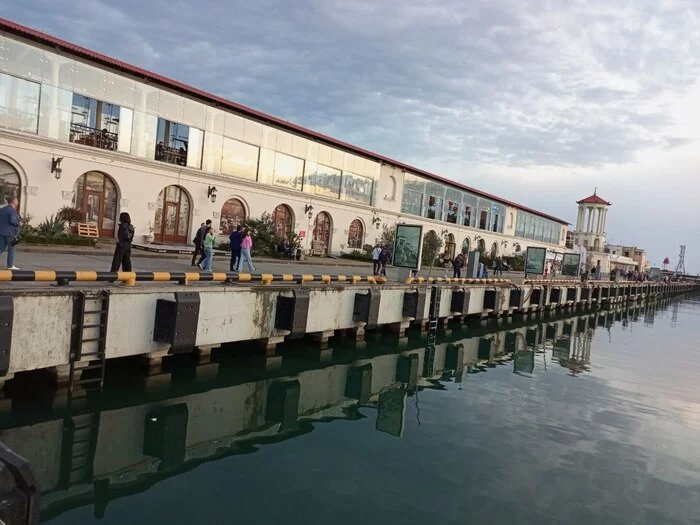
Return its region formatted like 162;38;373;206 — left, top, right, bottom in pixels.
424;285;441;377
59;290;110;488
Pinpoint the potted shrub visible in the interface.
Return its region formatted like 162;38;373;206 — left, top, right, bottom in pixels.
56;206;83;235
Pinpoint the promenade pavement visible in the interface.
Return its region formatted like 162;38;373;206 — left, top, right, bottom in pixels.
0;245;572;287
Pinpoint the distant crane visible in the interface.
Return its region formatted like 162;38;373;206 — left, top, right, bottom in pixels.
675;245;686;276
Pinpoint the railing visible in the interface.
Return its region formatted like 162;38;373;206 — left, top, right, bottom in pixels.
155;145;187;166
0;270;387;287
69;123;118;151
0;270;513;287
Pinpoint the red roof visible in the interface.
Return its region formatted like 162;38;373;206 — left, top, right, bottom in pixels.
0;17;570;225
577;192;611;205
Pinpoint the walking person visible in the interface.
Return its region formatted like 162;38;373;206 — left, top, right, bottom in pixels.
0;196;20;270
495;257;502;276
202;225;215;271
371;244;381;275
229;224;243;271
378;244;391;276
191;220;211;268
453;253;464;278
236;229;257;273
110;212;135;272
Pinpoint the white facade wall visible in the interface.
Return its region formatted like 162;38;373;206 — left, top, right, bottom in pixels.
0;31;570;258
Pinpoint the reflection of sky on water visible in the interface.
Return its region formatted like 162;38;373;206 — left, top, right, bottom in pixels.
46;296;700;525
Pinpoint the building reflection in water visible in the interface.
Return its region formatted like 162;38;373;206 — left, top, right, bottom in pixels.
0;295;684;522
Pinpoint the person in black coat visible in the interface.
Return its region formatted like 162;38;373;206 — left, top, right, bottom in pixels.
110;212;135;272
191;220;211;267
229;224;243;271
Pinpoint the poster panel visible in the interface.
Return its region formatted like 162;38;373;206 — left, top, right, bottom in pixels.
561;253;582;277
525;247;547;275
393;224;423;270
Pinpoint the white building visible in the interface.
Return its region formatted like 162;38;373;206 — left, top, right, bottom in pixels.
0;19;570;259
573;191;637;275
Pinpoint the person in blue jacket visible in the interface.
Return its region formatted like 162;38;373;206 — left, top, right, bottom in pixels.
0;196;20;270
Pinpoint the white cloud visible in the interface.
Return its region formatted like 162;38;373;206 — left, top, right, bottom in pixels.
4;0;700;271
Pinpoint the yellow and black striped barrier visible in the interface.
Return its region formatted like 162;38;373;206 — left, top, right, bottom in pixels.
405;276;512;285
0;270;389;287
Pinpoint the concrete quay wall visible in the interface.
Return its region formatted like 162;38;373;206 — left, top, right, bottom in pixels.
0;281;695;378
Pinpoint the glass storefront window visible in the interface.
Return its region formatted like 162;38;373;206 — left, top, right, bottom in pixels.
0;72;40;133
155;118;190;166
130;110;157;159
492;204;505;233
69;93;120;151
202;132;223;174
426;195;443;220
38;84;72;142
272;151;303;190
445;200;459;223
341;172;372;205
401;189;423;216
444;188;461;224
221;137;259;180
304;162;341;198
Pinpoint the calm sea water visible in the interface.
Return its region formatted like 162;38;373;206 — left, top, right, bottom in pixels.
2;294;699;525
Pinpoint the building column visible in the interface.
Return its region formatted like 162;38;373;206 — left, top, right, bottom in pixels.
601;208;607;233
595;207;601;234
576;207;584;231
587;207;594;232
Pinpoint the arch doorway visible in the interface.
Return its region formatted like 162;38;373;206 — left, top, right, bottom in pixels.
154;185;190;244
444;233;456;260
0;160;22;207
72;171;118;237
593;238;601;252
491;242;498;259
219;198;246;236
461;237;470;254
478;238;486;253
348;219;364;249
272;204;294;238
312;211;332;255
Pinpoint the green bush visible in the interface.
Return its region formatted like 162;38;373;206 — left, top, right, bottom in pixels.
36;215;67;238
22;236;98;246
340;250;372;262
216;241;231;252
421;230;443;267
56;206;84;224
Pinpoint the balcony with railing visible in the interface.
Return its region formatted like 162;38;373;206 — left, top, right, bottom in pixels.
155;143;187;166
69;123;118;151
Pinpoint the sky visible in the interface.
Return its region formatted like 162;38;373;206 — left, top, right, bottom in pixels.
3;0;699;271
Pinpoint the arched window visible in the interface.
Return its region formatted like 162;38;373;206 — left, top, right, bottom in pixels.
72;171;118;237
348;219;364;249
461;237;471;254
313;212;332;255
513;243;521;253
0;160;22;207
444;233;456;260
219;198;246;236
154;185;190;244
272;204;293;238
478;238;486;253
491;242;498;258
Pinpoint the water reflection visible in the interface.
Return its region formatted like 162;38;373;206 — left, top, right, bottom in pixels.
0;294;695;523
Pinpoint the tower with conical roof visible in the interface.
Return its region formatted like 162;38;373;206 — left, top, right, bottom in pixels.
574;189;611;252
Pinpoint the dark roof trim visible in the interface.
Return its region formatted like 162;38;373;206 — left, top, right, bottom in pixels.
0;17;569;225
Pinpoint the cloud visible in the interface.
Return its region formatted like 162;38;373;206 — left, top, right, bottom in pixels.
3;0;700;270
